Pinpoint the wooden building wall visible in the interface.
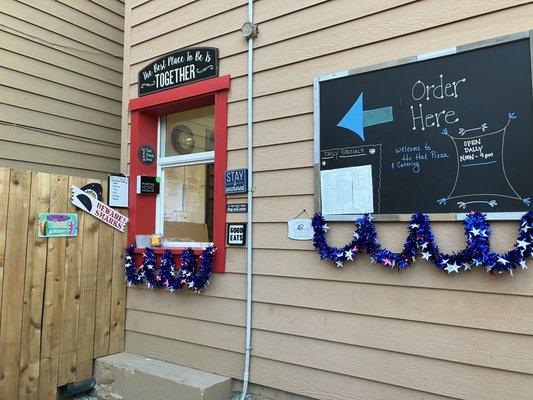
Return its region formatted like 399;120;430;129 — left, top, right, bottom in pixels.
0;0;124;178
123;1;533;399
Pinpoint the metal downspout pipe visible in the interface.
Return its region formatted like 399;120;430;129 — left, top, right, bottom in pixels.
240;1;255;399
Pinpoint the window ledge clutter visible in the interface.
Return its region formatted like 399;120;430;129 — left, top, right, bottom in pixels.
124;245;216;293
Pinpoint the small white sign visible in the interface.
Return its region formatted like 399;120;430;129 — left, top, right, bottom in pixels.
108;175;129;208
288;218;314;240
71;185;128;232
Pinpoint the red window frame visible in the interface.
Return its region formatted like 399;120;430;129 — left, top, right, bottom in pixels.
128;75;230;272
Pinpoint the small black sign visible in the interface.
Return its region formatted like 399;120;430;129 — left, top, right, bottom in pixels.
138;47;219;96
138;145;156;165
225;169;248;194
227;223;246;246
227;203;248;213
136;176;160;195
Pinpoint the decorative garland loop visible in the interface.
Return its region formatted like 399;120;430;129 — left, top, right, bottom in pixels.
312;211;533;276
124;245;216;293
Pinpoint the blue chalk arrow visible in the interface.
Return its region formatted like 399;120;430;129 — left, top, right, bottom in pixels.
337;92;394;141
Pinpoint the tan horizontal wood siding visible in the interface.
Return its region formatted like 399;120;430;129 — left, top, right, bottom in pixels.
0;0;123;178
123;1;533;399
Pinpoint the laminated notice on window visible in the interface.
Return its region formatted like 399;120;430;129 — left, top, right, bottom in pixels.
320;165;374;215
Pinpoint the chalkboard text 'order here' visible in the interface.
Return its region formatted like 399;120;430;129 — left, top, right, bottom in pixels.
410;74;466;131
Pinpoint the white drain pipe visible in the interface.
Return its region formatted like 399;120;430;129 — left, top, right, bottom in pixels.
239;1;257;399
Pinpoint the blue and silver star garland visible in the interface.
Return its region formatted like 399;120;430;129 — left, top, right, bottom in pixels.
312;211;533;275
124;245;216;293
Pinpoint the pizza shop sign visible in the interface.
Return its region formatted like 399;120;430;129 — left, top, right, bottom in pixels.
138;47;219;96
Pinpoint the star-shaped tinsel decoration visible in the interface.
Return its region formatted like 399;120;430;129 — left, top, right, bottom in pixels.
516;239;529;249
345;249;354;261
445;262;461;273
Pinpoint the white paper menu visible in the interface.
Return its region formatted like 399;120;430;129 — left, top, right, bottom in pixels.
320;165;374;215
108;174;129;208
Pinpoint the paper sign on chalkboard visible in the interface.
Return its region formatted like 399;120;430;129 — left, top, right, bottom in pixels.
315;33;533;219
320;166;374;215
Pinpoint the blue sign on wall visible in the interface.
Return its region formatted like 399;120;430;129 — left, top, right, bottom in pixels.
225;169;248;194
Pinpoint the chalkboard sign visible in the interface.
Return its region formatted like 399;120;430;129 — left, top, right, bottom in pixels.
315;33;533;219
138;47;218;96
137;145;155;165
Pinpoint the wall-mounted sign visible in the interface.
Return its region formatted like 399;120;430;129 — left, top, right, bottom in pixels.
227;223;246;246
136;176;160;195
71;186;128;232
38;213;78;238
138;145;156;165
227;203;248;213
81;183;103;201
287;218;314;241
316;35;533;218
287;218;314;240
225;169;248;194
108;174;129;208
138;47;219;96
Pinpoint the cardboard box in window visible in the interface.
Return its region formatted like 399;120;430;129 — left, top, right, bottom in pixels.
164;221;209;242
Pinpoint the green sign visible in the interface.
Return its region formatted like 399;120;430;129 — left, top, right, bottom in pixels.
38;213;78;238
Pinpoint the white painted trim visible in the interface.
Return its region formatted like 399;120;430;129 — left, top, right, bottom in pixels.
416;47;456;61
159;151;214;167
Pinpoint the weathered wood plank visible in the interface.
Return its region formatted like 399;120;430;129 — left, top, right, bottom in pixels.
109;214;128;354
57;176;85;386
75;179;101;381
38;174;69;400
0;170;31;397
0;168;10;327
18;172;51;400
93;182;114;358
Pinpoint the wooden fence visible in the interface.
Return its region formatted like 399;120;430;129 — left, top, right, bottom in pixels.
0;168;127;399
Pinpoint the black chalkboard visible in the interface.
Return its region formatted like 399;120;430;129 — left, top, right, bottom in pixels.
318;36;533;216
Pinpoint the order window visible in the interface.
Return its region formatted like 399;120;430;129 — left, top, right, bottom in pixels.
157;106;215;247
